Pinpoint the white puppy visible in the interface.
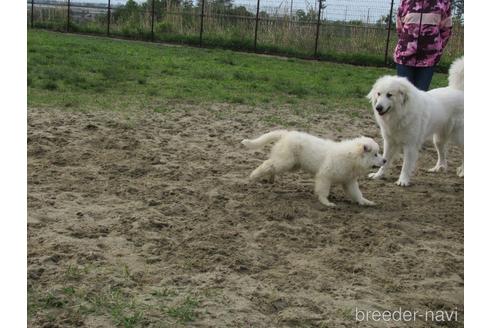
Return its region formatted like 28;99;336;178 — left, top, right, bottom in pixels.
367;57;464;186
242;130;386;207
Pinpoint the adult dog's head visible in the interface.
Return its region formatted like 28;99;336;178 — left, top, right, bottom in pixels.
366;76;413;117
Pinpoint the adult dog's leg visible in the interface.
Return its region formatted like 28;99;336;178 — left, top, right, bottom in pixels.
396;146;419;186
428;134;448;172
457;161;464;177
343;180;375;206
455;131;464;177
369;139;396;179
457;143;464;177
315;177;336;207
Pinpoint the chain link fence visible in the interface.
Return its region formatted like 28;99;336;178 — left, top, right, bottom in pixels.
27;0;463;69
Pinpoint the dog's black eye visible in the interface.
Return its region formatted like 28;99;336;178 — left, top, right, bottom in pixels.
374;153;377;157
387;93;393;98
377;92;381;96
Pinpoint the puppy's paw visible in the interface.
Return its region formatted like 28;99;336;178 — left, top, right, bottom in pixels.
359;199;376;206
368;171;383;179
395;179;410;187
428;164;447;173
319;198;336;207
456;166;464;177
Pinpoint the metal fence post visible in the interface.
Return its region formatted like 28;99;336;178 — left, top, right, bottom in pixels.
199;0;205;46
107;0;110;36
31;0;34;28
67;0;71;32
151;0;155;41
384;0;395;66
314;0;323;57
254;0;260;51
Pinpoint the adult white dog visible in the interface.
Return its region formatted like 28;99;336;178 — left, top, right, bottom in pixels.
242;130;386;207
367;57;464;186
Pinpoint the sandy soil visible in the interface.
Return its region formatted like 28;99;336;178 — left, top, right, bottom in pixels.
27;105;463;327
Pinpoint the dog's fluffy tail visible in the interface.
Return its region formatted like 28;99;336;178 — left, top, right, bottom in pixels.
241;130;287;149
448;57;464;91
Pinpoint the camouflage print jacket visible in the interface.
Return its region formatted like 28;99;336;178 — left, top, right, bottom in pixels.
393;0;453;67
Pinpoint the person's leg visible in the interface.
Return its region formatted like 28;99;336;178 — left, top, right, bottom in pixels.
413;66;435;91
396;64;416;85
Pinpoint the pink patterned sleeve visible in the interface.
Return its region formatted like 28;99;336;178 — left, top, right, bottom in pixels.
396;3;404;37
439;1;453;51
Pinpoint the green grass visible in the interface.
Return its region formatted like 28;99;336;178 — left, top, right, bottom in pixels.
64;264;88;281
27;30;448;113
85;287;144;328
29;281;200;327
28;262;203;327
32;19;461;70
166;296;200;323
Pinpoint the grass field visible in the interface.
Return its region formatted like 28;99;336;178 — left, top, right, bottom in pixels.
27;30;462;328
28;30;448;113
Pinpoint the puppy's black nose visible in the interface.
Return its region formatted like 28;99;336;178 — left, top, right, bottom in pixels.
376;105;383;112
383;159;387;164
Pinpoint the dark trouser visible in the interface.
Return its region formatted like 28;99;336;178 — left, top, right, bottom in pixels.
396;64;435;91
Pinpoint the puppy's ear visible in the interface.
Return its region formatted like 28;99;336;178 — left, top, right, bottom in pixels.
358;143;371;155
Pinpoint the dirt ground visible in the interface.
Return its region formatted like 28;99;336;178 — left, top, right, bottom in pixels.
27;105;463;327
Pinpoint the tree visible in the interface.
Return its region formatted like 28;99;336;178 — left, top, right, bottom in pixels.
113;0;141;23
210;0;234;14
348;20;363;26
181;0;194;11
145;0;185;20
295;8;317;22
295;9;306;21
229;6;254;17
376;11;397;27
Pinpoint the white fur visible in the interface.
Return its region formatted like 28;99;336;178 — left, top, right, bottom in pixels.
242;130;385;207
367;57;464;186
448;57;464;90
